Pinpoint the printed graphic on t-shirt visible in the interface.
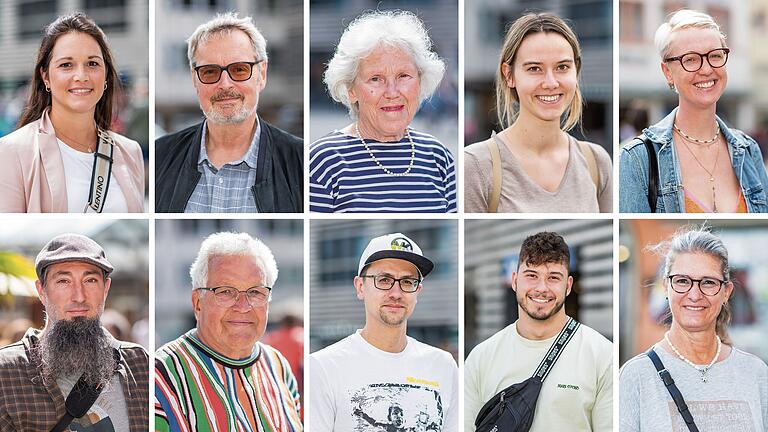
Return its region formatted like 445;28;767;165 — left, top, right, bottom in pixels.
350;382;445;431
71;404;116;431
668;400;755;431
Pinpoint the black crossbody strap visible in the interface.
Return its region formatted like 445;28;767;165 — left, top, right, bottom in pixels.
84;128;115;213
533;317;580;382
639;136;659;213
50;348;119;432
646;348;699;432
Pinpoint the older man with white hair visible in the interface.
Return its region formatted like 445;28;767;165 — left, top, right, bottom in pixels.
155;232;302;431
156;12;303;213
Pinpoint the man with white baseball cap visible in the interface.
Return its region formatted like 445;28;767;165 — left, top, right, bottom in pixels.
309;233;458;432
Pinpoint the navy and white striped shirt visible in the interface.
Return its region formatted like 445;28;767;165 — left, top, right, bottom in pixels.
309;129;457;213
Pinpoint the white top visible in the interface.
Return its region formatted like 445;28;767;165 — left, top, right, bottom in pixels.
58;138;128;213
57;373;130;431
464;321;613;432
309;330;459;432
619;343;768;431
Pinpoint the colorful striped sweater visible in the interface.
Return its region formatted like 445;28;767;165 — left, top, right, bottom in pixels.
155;330;302;432
309;129;457;213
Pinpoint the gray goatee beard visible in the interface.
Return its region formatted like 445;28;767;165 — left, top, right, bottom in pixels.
38;317;116;388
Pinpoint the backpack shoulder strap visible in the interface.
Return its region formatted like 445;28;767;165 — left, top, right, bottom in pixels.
576;139;599;192
486;133;503;213
639;136;659;213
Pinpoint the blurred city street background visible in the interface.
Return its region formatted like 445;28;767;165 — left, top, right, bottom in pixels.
465;0;613;154
309;219;458;360
309;0;459;156
464;219;613;357
0;218;149;348
155;0;303;138
619;219;768;364
619;0;768;154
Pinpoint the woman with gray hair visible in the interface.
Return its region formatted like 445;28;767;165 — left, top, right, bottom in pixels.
619;9;768;213
309;10;456;213
619;226;768;431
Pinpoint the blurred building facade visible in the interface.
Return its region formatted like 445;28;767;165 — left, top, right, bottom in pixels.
0;0;149;137
619;0;756;141
309;219;458;356
464;219;613;356
619;219;768;365
464;0;613;151
155;0;303;136
309;0;459;154
154;219;303;346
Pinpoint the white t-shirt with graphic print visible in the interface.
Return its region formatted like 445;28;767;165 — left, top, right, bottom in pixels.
310;330;459;432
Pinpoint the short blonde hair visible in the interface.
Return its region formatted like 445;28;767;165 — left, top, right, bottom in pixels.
495;13;583;131
324;10;446;119
187;12;267;68
654;9;727;60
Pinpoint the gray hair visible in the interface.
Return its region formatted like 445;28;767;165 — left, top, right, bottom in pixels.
324;10;446;118
648;225;731;343
189;232;278;289
654;9;726;60
187;12;268;68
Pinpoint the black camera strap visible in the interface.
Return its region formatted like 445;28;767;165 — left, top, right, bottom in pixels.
646;348;699;432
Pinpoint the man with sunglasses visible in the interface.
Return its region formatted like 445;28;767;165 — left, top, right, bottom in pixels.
310;233;459;431
155;232;303;431
156;12;303;213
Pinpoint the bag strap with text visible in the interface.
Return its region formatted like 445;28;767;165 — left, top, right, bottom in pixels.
533;316;580;382
646;348;699;432
84;128;115;213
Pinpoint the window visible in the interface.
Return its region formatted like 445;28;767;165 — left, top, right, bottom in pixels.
620;2;644;43
85;0;128;32
17;0;56;39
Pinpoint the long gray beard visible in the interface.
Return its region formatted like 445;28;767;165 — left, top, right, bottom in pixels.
38;317;116;388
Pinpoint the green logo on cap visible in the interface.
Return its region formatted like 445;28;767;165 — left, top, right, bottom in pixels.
390;237;412;251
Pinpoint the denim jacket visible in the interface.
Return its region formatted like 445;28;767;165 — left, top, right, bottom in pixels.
619;108;768;213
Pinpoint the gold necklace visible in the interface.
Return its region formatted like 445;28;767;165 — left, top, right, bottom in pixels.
678;131;721;212
56;128;96;153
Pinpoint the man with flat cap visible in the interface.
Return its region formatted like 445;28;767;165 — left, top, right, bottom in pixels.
0;233;149;431
310;233;459;432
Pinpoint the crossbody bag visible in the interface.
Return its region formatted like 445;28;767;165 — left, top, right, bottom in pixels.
83;128;115;213
474;317;581;432
633;135;659;213
485;134;599;213
646;348;699;432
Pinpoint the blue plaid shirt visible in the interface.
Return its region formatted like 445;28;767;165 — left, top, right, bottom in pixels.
184;120;261;213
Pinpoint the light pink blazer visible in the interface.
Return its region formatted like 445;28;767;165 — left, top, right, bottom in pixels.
0;110;145;213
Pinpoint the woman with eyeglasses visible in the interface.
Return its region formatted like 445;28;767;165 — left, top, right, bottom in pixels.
0;13;145;213
619;9;768;213
619;227;768;431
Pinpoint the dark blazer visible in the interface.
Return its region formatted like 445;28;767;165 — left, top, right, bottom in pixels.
155;118;303;213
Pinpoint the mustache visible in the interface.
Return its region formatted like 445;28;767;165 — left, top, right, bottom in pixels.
210;89;244;102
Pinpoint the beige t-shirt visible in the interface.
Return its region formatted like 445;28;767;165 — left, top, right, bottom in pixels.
464;133;613;213
464;321;614;432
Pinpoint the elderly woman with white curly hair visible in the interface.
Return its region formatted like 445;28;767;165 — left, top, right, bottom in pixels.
309;10;457;213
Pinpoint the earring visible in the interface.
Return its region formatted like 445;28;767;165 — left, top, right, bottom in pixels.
104;82;108;91
44;84;50;92
668;82;675;91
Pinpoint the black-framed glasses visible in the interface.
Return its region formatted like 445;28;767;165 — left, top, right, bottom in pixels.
362;274;421;293
664;48;730;72
197;285;272;307
194;60;262;84
668;274;726;296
